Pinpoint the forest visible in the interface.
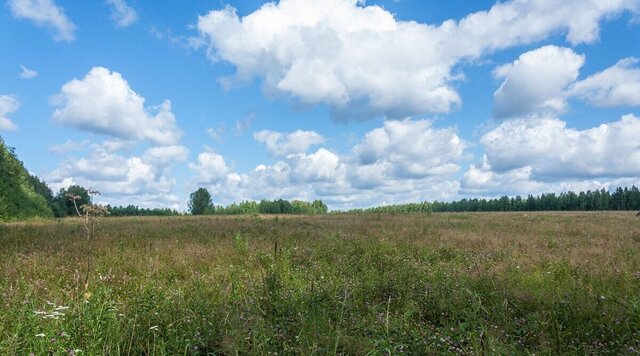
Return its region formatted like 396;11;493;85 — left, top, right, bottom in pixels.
350;187;640;214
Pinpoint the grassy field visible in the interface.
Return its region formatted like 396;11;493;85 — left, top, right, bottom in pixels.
1;212;639;354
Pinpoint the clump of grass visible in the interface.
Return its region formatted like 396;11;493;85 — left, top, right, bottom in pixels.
0;212;638;354
232;232;249;256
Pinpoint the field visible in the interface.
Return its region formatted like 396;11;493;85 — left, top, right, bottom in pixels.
1;212;639;354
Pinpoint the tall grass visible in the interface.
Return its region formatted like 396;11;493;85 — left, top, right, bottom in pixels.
1;212;639;354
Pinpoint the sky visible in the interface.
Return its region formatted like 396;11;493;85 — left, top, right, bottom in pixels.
1;0;639;210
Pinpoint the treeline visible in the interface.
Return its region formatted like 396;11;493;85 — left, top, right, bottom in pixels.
106;205;182;217
348;202;432;214
188;187;328;215
348;186;640;213
205;199;329;215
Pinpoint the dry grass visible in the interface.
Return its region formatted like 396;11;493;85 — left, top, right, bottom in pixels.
1;212;639;354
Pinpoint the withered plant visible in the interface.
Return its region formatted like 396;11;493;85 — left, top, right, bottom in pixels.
66;188;109;294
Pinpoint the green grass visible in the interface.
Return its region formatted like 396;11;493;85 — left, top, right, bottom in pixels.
1;212;639;354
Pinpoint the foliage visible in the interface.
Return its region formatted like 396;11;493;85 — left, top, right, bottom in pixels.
188;188;212;215
0;213;638;354
106;205;182;217
53;185;91;217
0;136;53;220
27;174;66;217
204;198;328;215
347;186;640;214
348;201;433;214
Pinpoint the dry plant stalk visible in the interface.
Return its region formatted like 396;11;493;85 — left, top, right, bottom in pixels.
66;188;109;294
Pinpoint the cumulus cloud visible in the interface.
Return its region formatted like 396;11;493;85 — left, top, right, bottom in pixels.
254;129;324;156
492;47;640;117
461;158;636;197
8;0;76;41
480;114;640;179
569;57;640;107
289;148;342;182
196;0;637;118
493;46;585;118
188;151;232;184
352;119;466;178
52;67;182;145
188;119;465;208
47;142;189;209
142;145;190;171
463;114;640;196
20;64;38;79
47;67;187;208
106;0;137;28
0;95;20;131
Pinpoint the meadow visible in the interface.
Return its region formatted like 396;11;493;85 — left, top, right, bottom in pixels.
1;212;639;354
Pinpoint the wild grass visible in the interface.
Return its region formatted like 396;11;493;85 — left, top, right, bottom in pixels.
1;212;639;354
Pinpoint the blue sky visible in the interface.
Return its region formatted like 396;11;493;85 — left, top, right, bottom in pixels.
1;0;639;210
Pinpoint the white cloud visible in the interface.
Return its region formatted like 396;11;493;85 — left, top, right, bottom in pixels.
493;46;585;118
49;140;89;154
188;118;465;209
461;159;637;197
462;155;640;198
493;48;640;117
206;125;225;141
20;64;38;79
352;119;466;178
142;145;190;171
49;139;136;154
197;0;637;118
253;129;324;156
464;114;640;196
234;113;256;134
8;0;76;41
106;0;137;28
188;151;231;184
0;95;20;131
47;142;189;209
52;67;182;145
289;148;342;182
569;57;640;107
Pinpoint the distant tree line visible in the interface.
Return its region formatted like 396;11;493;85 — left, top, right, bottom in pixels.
347;202;433;214
106;205;182;217
205;199;329;215
188;187;328;215
347;186;640;213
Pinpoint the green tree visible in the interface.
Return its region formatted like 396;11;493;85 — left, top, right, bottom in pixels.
0;137;53;220
189;188;212;215
55;185;91;216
